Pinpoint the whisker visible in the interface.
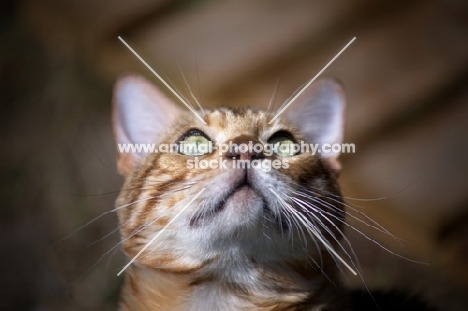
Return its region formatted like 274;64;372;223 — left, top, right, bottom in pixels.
284;178;420;239
292;189;402;244
276;81;307;113
285;181;401;242
276;197;325;276
69;179;199;197
87;222;122;247
75;199;184;282
289;196;363;278
289;188;427;265
194;54;205;115
269;188;357;276
53;195;160;245
118;189;205;275
278;187;381;305
281;206;304;255
178;60;205;115
57;181;197;245
339;178;422;202
267;75;282;112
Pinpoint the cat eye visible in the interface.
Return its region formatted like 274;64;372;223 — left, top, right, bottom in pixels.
178;130;212;156
268;132;298;158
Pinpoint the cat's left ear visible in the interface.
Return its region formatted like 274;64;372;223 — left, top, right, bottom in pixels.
285;78;346;174
112;74;183;175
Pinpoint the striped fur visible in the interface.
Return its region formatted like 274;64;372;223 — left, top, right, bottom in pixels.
114;107;348;310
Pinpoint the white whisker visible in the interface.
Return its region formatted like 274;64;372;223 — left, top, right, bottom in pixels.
54;195;160;245
118;36;206;124
117;188;206;276
269;188;357;276
267;75;282;112
269;37;356;124
177;61;205;115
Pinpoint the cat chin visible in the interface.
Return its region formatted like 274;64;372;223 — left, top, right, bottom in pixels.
190;185;267;230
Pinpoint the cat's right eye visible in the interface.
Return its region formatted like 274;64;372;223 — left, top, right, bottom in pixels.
267;131;299;157
178;130;212;156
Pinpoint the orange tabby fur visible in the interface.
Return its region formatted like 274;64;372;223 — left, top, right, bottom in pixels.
113;75;349;310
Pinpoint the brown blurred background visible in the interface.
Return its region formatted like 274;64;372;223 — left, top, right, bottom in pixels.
1;0;468;310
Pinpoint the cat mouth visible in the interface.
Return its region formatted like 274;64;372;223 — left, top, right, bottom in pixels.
189;181;268;227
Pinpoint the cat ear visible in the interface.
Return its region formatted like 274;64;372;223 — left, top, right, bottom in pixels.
112;74;183;175
285;78;346;173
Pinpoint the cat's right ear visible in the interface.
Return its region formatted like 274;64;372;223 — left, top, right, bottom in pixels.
284;78;346;175
112;74;182;175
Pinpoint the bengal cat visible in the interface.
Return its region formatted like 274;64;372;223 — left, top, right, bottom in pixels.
112;73;351;310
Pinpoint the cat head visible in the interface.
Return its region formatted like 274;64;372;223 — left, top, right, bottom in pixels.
112;73;346;275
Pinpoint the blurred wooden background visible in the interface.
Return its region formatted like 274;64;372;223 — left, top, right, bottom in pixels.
1;0;468;310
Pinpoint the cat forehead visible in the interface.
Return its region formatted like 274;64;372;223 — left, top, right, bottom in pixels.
207;107;266;124
162;107;296;144
203;108;285;139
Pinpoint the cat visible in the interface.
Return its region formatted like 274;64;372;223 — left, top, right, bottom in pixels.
112;73;351;310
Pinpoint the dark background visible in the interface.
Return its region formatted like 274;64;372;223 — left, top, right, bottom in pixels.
1;0;468;310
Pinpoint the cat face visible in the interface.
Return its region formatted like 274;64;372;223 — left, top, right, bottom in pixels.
113;74;346;276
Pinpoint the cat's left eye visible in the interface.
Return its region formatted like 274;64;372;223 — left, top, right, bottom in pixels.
179;130;212;156
268;133;298;157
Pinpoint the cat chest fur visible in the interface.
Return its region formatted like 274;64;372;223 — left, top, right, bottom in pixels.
119;257;339;311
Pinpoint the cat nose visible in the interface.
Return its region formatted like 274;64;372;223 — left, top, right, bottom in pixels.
225;135;265;161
